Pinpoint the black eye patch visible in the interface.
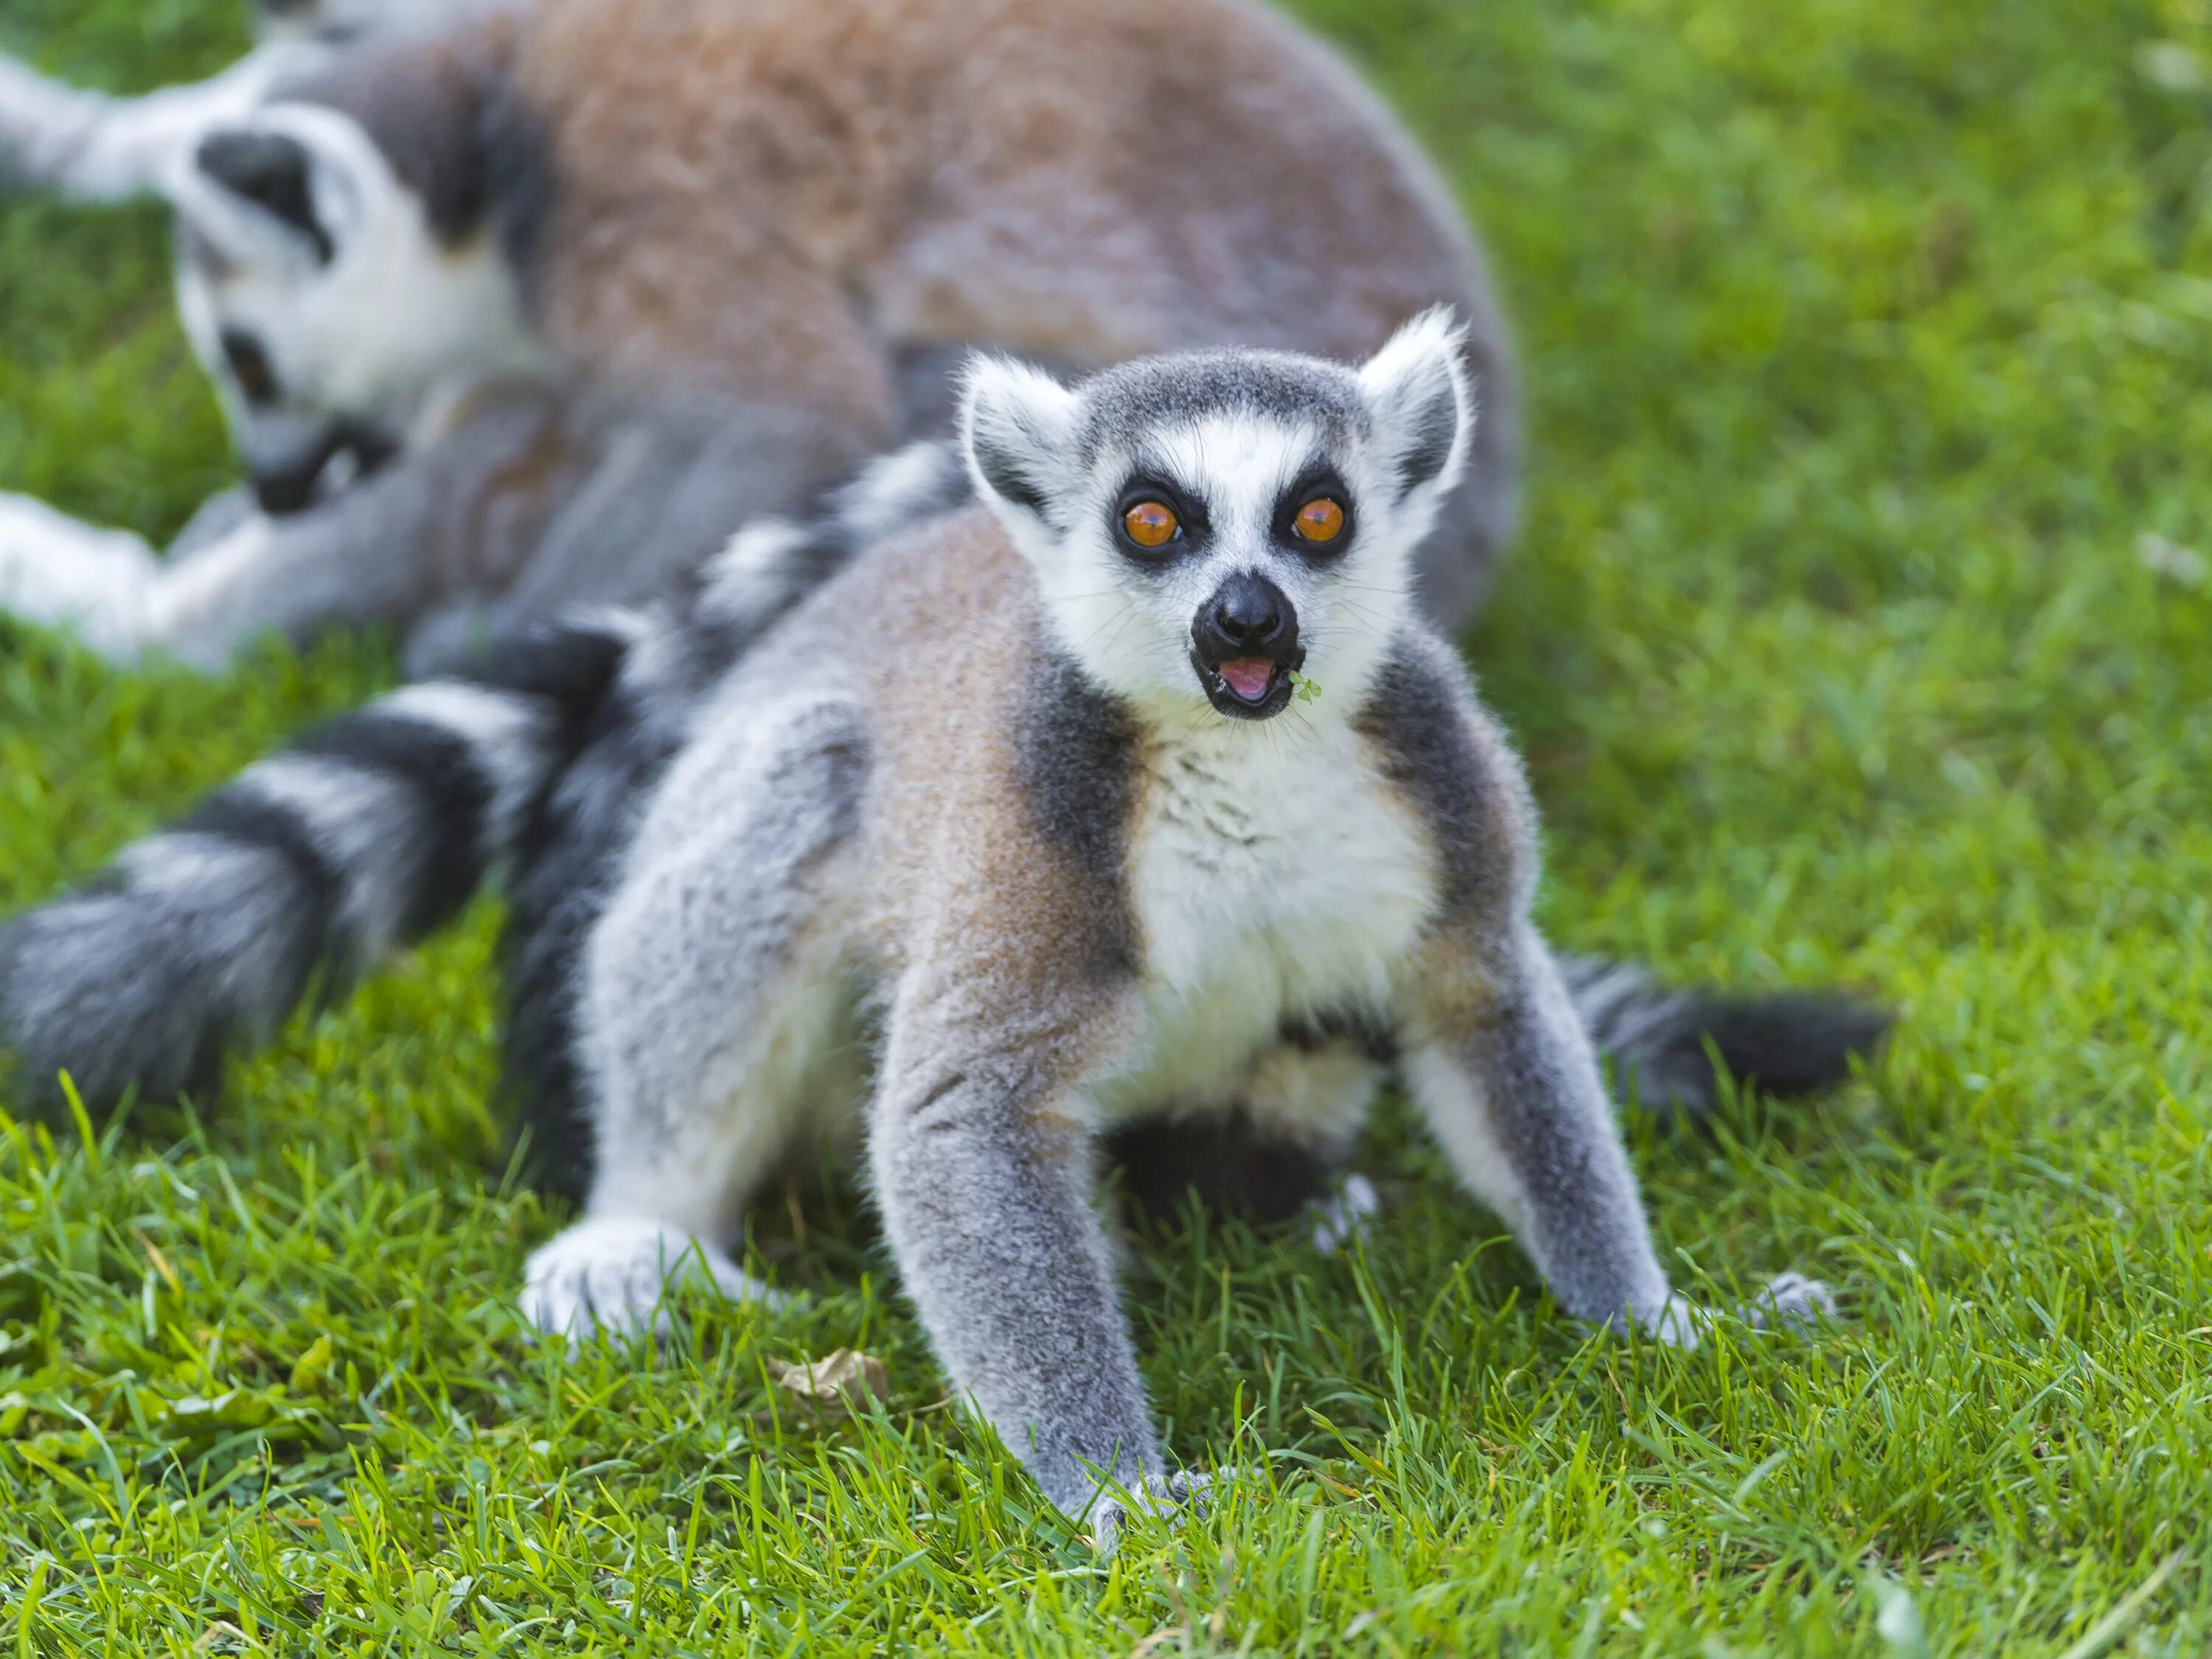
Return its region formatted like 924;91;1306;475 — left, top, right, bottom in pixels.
1111;475;1209;564
195;129;333;263
220;329;279;406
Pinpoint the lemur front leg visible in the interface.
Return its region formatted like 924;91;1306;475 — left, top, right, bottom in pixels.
0;498;422;672
871;981;1193;1537
521;697;871;1341
0;44;318;200
1402;927;1834;1345
2;394;582;672
0;493;164;658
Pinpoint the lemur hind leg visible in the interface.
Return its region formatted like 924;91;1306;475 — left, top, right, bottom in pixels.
521;695;869;1342
1104;1030;1388;1239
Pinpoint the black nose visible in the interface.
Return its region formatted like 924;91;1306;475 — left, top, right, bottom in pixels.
1194;570;1299;667
1210;572;1287;650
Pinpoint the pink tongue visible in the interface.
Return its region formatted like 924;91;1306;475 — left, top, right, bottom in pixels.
1218;658;1275;702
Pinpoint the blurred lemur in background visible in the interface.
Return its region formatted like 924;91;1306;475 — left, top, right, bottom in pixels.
1;330;1857;1541
0;0;1519;672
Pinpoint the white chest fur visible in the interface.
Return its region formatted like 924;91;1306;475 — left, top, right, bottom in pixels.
1098;714;1436;1122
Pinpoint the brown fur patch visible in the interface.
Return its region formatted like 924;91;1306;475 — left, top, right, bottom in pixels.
796;504;1149;1101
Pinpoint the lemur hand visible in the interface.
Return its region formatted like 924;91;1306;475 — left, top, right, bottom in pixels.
1088;1469;1223;1555
1630;1273;1837;1352
0;493;158;658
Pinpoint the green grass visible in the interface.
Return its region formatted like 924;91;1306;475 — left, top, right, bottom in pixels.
3;0;2211;1650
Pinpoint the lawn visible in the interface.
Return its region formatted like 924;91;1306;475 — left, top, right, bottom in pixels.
2;0;2210;1651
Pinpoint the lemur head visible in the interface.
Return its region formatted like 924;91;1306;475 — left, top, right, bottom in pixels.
165;99;538;512
962;311;1471;723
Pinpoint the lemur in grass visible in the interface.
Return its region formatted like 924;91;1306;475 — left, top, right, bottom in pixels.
0;327;1880;1540
0;0;1520;672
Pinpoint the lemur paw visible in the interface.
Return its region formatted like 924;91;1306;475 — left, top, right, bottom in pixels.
1739;1271;1836;1331
1309;1171;1380;1256
0;492;156;656
1089;1470;1218;1555
521;1217;786;1345
1626;1274;1837;1352
1637;1292;1711;1350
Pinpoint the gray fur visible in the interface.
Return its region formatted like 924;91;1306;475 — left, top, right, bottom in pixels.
0;630;590;1109
1072;349;1368;465
1402;936;1674;1330
1012;648;1142;980
0;833;323;1107
1556;953;1892;1116
869;995;1164;1518
1355;631;1530;921
3;0;1524;673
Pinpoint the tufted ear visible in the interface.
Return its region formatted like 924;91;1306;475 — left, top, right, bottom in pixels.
195;126;333;262
1357;307;1471;503
960;354;1080;532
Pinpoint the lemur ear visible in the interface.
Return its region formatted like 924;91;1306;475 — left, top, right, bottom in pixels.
961;355;1079;529
1357;307;1472;503
195;127;333;262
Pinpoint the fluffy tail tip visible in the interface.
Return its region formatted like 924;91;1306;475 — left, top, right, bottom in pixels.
1625;988;1893;1119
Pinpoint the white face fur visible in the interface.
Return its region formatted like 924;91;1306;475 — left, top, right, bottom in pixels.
165;102;541;511
961;311;1472;728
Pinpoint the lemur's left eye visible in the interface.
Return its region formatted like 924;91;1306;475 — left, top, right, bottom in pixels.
1293;496;1347;544
1122;499;1181;549
220;329;278;406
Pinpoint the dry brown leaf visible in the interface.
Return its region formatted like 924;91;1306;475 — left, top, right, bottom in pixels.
771;1348;888;1419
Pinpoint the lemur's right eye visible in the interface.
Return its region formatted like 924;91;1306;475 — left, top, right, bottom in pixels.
1121;499;1181;549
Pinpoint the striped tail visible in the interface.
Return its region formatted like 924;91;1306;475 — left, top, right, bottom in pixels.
1559;954;1891;1118
0;619;636;1115
0;435;973;1123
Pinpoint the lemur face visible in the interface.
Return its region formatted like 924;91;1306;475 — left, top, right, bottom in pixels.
166;104;535;513
964;311;1472;723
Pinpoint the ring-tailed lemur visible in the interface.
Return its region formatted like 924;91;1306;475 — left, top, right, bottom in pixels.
0;324;1884;1541
0;0;476;201
0;0;1519;674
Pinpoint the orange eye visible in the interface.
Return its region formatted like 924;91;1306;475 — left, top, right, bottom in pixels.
1293;496;1346;544
1122;499;1180;549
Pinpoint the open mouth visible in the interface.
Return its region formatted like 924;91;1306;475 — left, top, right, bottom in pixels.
1192;652;1298;720
251;420;402;515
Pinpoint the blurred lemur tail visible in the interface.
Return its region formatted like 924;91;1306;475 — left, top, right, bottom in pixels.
0;437;969;1119
1559;953;1891;1116
0;621;638;1115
